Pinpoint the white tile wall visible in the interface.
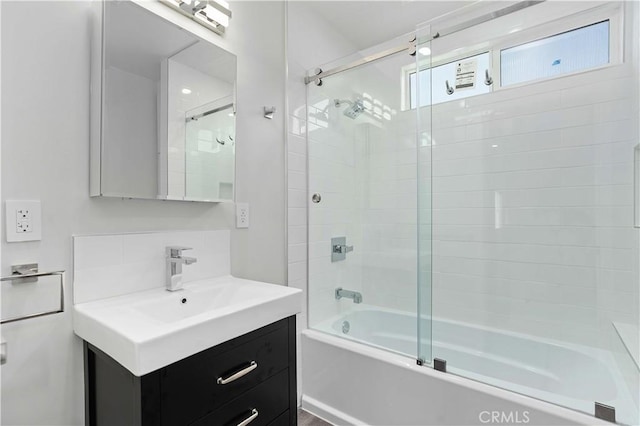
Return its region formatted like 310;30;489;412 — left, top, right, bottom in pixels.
430;65;639;349
354;110;419;314
299;48;422;326
305;93;362;325
73;230;230;304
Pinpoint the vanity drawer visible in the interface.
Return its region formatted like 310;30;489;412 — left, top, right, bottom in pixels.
189;370;289;426
267;411;291;426
161;323;289;425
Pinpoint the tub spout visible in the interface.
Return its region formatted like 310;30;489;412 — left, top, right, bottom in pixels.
335;287;362;304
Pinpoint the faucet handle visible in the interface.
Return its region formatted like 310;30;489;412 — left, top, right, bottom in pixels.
166;246;192;257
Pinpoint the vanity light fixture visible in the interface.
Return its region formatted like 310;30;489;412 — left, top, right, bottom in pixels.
160;0;231;35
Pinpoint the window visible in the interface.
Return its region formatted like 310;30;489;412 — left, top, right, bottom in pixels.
500;20;610;87
405;14;617;108
409;52;492;109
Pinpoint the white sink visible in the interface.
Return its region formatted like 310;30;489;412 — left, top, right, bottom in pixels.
73;276;302;376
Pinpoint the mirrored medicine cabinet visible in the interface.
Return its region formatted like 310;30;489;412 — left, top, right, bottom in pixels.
90;1;237;202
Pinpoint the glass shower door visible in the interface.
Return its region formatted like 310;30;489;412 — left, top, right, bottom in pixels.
420;2;640;423
306;40;432;360
415;30;433;366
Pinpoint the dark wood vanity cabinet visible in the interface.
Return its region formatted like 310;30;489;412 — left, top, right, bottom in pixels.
84;317;297;426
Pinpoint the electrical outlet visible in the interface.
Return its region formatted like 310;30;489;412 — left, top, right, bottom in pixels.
236;203;249;228
5;200;42;242
16;209;32;233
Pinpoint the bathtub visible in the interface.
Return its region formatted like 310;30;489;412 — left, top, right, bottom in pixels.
303;307;639;425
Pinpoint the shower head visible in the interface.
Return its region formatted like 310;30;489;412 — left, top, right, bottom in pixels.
344;99;365;119
334;98;365;119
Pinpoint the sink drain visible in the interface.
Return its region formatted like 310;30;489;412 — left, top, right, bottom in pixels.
181;298;187;304
342;321;350;334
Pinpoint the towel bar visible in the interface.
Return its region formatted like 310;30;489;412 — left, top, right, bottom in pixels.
0;269;64;324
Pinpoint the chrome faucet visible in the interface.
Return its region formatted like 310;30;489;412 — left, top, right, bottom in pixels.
335;287;362;304
166;246;197;291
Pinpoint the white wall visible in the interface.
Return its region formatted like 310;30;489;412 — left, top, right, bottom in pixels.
0;1;286;424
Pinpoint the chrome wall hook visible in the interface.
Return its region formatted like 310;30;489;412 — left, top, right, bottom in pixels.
263;106;276;119
445;80;454;95
12;263;38;283
484;69;493;86
408;36;417;56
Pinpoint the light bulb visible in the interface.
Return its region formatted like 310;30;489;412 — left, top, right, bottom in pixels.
203;4;229;27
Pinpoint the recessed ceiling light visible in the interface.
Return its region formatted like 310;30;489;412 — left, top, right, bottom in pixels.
182;88;192;95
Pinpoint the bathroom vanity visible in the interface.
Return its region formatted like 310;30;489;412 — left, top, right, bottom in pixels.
74;274;302;426
73;232;301;425
84;316;296;426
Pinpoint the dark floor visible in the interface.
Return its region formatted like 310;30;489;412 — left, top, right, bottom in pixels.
298;408;332;426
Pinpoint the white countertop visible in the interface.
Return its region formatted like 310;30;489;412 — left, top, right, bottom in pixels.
73;275;302;376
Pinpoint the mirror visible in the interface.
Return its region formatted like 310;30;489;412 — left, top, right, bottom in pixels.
90;1;236;202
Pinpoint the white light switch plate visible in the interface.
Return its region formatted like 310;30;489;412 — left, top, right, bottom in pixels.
5;200;42;242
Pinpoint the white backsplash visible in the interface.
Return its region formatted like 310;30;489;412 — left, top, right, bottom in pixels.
73;230;230;304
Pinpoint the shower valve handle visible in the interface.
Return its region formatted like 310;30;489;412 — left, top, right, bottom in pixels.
333;244;353;254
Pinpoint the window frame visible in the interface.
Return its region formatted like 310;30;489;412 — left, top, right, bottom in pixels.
401;2;623;109
491;4;622;90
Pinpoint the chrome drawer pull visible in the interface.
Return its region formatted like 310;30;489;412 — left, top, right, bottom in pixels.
237;409;258;426
216;361;257;385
